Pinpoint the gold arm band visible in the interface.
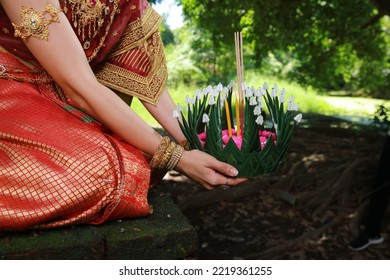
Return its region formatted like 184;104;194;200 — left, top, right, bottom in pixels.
12;4;61;41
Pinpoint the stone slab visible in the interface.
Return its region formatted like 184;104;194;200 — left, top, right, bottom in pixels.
0;190;198;260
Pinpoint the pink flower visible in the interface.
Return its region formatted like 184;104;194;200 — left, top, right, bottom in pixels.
222;129;236;136
232;136;242;150
222;134;230;144
198;128;276;151
259;130;277;140
260;130;271;138
198;132;207;141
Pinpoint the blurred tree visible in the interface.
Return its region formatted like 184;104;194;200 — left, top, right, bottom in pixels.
159;15;175;46
148;0;162;5
177;0;389;97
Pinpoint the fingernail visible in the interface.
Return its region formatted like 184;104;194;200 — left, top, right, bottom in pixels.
230;168;239;177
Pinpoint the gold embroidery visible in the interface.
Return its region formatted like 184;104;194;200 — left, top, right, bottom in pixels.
95;57;168;105
65;0;106;42
61;0;120;60
12;4;61;41
95;6;167;105
108;5;162;58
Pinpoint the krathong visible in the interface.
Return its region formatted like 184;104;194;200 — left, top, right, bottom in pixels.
173;32;302;177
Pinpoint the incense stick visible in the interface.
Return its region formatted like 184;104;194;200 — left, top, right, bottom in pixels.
234;31;244;136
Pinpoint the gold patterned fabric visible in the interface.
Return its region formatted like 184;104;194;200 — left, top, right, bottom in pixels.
94;6;168;105
0;49;151;231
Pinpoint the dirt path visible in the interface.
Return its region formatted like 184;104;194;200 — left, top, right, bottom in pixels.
155;114;390;259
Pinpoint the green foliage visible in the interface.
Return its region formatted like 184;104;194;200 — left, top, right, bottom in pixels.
178;0;389;98
159;15;175;46
373;104;390;129
147;0;162;5
164;25;208;86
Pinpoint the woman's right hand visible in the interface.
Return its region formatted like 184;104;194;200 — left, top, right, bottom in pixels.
174;149;248;190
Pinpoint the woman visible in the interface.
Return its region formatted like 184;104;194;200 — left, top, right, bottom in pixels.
0;0;246;231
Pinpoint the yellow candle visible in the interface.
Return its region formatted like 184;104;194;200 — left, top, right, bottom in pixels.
235;98;241;137
224;100;233;137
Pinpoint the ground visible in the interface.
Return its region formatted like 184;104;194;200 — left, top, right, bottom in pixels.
155;114;390;260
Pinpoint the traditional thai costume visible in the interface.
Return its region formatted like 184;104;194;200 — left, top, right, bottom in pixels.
0;0;167;231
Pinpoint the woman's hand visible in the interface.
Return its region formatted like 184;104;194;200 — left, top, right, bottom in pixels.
174;150;248;190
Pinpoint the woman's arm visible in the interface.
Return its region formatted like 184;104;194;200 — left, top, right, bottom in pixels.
1;0;247;189
141;88;186;143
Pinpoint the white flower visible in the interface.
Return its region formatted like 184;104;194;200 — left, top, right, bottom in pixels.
288;102;299;111
173;109;180;118
208;96;216;105
195;89;202;100
241;82;247;92
288;103;299;111
262;82;268;90
202;113;210;123
220;90;227;102
228;80;235;89
173;103;182;118
245;87;253;97
294;113;303;123
249;96;257;106
257;99;264;108
254;88;261;97
223;87;229;94
203;85;212;95
289;96;295;103
216;83;223;92
210;88;218;98
255;115;264;125
270;84;278;98
177;103;183;112
185;95;192;104
253;106;262;115
280;88;285;103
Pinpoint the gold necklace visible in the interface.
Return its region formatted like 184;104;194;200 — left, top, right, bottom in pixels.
62;0;120;59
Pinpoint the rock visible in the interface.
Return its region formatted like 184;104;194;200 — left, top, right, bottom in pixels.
0;190;198;260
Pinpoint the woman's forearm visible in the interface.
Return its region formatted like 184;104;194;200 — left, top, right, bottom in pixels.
64;80;162;157
141;88;186;143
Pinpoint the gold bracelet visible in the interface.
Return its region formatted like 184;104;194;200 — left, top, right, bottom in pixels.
166;145;184;171
179;139;190;151
150;136;170;169
158;141;176;169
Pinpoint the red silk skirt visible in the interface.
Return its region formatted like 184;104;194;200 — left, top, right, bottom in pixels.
0;51;151;231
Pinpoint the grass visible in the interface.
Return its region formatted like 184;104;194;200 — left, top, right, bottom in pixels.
131;71;389;127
